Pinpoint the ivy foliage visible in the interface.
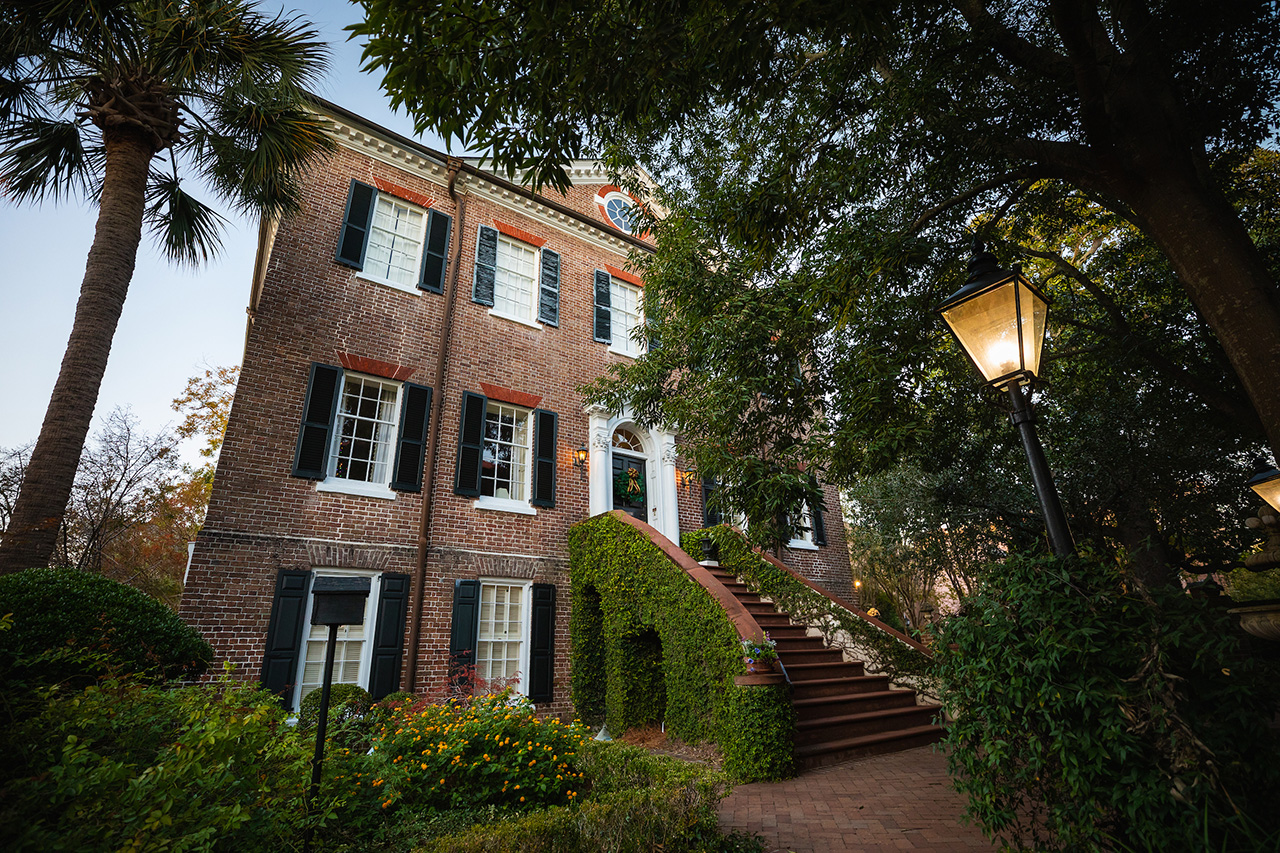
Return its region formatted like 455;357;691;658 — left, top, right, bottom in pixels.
568;513;793;781
933;551;1280;852
688;526;934;692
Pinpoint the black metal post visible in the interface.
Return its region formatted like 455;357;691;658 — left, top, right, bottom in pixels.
1007;383;1074;557
302;623;339;853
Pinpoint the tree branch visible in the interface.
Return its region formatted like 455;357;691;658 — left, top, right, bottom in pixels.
953;0;1074;84
908;170;1040;232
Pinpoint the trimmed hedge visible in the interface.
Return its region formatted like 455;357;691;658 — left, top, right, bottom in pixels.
568;513;793;781
0;567;212;687
686;526;933;690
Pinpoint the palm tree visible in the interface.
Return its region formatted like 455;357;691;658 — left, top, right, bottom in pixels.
0;0;334;573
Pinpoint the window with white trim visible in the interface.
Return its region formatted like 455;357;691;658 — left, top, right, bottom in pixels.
788;504;819;550
480;400;532;506
293;570;380;707
363;196;428;290
609;277;645;357
327;373;401;492
492;234;538;323
475;580;530;691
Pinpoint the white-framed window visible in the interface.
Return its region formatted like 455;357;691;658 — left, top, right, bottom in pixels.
475;580;531;693
609;277;645;358
476;400;534;513
788;504;819;551
318;372;401;500
491;234;539;325
293;569;380;708
361;195;428;292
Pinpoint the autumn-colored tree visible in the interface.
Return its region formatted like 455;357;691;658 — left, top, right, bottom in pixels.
172;364;239;464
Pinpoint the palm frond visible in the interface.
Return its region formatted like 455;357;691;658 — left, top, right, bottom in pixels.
185;94;334;217
0;115;93;201
144;172;227;266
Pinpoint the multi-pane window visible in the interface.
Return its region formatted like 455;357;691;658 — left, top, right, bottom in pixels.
481;402;531;502
610;278;645;356
788;504;817;549
493;235;538;321
299;621;366;702
295;571;378;706
475;582;526;685
364;196;426;289
330;374;400;485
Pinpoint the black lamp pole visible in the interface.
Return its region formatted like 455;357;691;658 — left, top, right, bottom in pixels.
939;239;1074;558
1007;382;1074;557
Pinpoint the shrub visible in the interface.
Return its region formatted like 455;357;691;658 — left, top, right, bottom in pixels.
0;675;367;852
933;550;1280;852
299;682;374;729
0;567;212;687
368;691;589;813
418;740;759;853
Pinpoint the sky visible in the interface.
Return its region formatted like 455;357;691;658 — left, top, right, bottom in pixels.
0;1;450;467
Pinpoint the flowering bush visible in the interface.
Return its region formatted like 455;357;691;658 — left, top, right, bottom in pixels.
739;634;777;665
362;691;588;814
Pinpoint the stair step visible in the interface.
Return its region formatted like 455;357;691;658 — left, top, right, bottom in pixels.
790;674;884;698
794;725;946;771
784;661;868;681
794;705;941;745
752;615;796;628
772;637;828;652
776;648;844;665
792;690;920;720
761;626;810;640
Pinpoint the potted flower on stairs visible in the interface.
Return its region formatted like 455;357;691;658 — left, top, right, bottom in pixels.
742;634;779;674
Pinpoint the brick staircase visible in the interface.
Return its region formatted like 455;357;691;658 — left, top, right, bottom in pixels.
706;563;945;770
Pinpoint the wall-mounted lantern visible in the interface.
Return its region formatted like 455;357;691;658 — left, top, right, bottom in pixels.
573;445;589;480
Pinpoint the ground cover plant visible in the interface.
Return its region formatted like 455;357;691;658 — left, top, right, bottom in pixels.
933;550;1280;852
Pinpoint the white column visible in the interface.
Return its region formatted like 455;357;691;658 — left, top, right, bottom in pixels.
587;407;611;517
657;432;680;542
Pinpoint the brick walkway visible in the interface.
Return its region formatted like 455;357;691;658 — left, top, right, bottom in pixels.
718;747;1000;852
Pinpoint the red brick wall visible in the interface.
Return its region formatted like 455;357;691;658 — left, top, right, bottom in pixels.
180;115;852;714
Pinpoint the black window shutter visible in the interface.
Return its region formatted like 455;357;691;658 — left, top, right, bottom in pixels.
336;180;377;269
368;572;410;700
593;269;612;343
531;409;557;508
454;391;487;496
419;209;452;293
528;583;556;703
449;579;481;690
646;316;660;353
293;363;342;479
260;569;311;707
538;248;560;326
702;478;722;527
391;383;432;492
473;225;498;306
811;484;828;546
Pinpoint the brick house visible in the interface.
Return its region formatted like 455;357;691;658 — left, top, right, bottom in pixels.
178;98;853;717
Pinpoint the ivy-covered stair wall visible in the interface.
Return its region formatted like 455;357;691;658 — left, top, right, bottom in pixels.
568;511;795;782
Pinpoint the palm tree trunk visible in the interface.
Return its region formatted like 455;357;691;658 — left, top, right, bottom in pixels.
0;128;154;574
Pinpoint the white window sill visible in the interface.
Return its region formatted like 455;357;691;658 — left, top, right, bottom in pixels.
474;496;537;516
787;539;819;551
355;272;422;296
488;308;542;330
317;479;397;500
607;344;643;359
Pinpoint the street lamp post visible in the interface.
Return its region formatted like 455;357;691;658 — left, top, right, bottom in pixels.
939;239;1074;557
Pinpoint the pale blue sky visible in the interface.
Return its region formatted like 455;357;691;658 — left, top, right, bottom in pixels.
0;1;449;465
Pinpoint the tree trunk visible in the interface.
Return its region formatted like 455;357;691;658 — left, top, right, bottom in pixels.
0;128;154;573
1121;171;1280;462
